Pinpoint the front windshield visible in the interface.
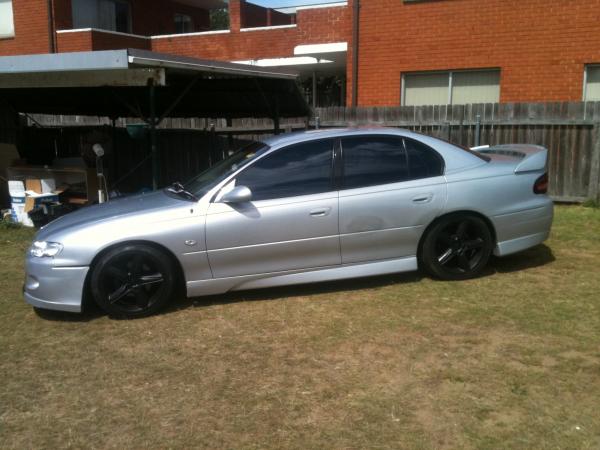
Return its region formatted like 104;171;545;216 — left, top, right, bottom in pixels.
185;141;269;197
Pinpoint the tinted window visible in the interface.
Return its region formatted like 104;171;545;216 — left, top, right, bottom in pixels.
341;136;408;189
236;139;334;201
404;138;444;179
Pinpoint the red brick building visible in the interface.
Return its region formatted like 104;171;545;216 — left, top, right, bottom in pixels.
1;0;600;107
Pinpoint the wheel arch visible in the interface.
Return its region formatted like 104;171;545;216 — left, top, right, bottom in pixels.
417;210;497;263
82;240;187;311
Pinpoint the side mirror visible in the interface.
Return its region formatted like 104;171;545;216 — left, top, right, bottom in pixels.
220;185;252;204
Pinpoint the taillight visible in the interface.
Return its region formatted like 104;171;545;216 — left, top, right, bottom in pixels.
534;173;549;194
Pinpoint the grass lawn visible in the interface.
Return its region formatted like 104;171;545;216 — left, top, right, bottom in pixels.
1;205;600;449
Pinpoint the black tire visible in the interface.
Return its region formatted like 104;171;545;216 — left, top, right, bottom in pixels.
421;214;493;281
90;244;176;318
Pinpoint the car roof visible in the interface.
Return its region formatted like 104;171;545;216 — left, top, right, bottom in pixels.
261;127;420;147
261;127;486;173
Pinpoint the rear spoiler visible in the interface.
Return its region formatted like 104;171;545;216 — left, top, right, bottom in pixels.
472;144;548;173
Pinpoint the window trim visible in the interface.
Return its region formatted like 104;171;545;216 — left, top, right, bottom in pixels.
0;0;15;39
338;134;446;191
339;134;408;191
401;68;501;106
233;138;337;202
402;136;446;178
583;64;600;102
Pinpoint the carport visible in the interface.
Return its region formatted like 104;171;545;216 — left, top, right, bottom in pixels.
0;48;310;189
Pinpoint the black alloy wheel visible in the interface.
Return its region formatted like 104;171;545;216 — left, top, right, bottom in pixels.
90;244;175;318
421;214;493;280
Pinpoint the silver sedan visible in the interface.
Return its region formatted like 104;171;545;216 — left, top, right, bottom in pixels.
24;128;554;318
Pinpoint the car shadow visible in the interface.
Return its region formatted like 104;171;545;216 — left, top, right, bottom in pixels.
486;243;555;275
33;244;555;322
173;270;424;312
171;244;556;312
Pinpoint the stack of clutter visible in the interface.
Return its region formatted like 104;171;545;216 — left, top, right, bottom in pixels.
8;179;61;227
8;180;28;225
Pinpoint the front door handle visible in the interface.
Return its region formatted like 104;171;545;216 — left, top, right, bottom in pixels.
310;207;331;217
412;193;433;204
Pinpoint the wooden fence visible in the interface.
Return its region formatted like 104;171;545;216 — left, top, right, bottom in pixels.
310;102;600;203
25;101;600;203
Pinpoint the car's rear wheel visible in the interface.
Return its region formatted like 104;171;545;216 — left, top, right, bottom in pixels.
90;244;175;318
421;214;493;280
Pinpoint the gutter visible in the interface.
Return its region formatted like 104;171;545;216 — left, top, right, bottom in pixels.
351;0;360;107
47;0;56;53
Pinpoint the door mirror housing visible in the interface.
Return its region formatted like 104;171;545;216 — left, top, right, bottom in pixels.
220;185;253;204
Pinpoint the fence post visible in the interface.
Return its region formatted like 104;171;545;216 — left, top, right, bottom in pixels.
474;114;481;147
588;123;600;203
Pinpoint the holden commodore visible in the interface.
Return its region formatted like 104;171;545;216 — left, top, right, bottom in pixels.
24;128;553;318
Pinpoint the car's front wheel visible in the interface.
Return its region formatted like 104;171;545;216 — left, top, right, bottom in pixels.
90;244;175;318
421;214;494;280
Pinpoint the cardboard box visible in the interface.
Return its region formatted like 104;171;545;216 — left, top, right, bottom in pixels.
8;180;25;197
24;193;59;213
10;195;25;205
25;178;56;194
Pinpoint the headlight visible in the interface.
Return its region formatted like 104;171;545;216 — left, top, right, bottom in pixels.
30;241;63;258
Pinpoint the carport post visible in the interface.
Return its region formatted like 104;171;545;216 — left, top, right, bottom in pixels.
149;82;159;190
312;71;317;109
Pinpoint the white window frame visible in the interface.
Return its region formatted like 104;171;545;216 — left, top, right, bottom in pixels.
401;68;500;106
0;0;15;39
583;64;600;102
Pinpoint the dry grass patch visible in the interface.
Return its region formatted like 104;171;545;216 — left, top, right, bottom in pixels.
1;206;600;449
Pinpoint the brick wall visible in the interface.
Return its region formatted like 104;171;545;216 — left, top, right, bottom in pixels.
56;29;151;53
5;0;600;107
152;1;351;65
356;0;600;106
0;0;50;55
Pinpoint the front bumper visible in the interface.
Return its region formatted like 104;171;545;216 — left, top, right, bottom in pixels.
23;257;89;313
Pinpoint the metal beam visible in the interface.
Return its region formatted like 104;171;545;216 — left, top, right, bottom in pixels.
0;68;165;89
0;49;130;73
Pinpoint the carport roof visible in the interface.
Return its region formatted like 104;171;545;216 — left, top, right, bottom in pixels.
0;49;310;119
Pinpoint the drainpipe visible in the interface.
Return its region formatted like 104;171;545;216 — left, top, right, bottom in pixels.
351;0;360;107
47;0;56;53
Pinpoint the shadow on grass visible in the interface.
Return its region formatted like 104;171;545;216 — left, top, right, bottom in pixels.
487;244;555;274
180;270;424;311
34;244;555;322
33;301;105;322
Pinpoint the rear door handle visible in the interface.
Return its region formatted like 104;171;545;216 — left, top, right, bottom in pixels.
412;194;433;204
310;207;331;217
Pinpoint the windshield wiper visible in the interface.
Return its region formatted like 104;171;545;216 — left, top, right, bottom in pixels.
165;182;199;202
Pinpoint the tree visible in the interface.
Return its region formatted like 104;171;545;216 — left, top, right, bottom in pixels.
210;8;230;30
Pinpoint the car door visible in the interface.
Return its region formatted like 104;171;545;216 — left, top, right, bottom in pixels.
205;138;340;278
339;135;447;264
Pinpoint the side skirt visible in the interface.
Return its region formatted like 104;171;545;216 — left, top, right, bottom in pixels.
186;256;418;297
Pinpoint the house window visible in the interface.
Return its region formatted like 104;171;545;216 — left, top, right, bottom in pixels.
72;0;132;33
174;13;194;34
402;69;500;106
0;0;15;38
584;66;600;102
